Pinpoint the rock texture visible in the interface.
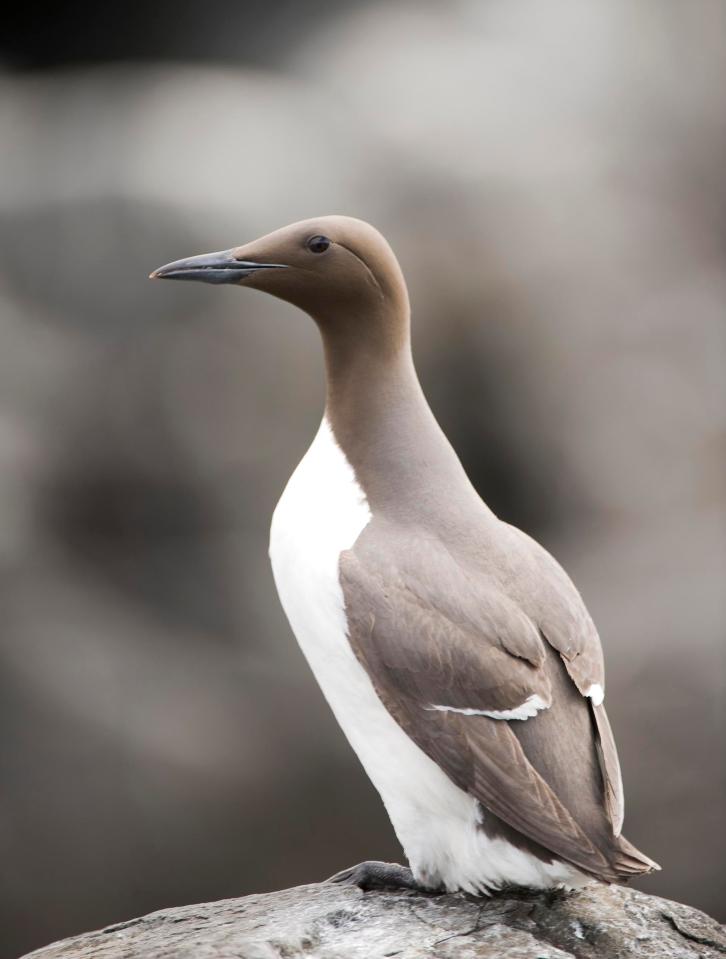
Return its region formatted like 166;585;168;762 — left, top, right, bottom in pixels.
23;879;726;959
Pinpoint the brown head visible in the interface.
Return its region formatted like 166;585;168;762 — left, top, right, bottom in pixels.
150;216;411;364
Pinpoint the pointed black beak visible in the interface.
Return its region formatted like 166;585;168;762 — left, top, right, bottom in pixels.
149;249;288;284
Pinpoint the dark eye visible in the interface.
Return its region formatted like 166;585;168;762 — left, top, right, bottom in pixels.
307;235;331;254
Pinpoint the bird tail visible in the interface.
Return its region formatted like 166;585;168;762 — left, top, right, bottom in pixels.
609;833;661;878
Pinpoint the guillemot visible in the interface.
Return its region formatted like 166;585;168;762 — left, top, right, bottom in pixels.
150;215;659;893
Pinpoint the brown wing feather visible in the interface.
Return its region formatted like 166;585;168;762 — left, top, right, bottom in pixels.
341;551;552;716
502;525;625;836
592;703;624;836
385;694;618;878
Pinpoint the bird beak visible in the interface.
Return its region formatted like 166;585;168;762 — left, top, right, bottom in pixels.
149;249;288;285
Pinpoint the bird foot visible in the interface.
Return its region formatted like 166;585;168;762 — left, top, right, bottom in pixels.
327;860;434;893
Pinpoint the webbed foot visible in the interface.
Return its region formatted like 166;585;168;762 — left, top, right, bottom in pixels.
327;860;427;892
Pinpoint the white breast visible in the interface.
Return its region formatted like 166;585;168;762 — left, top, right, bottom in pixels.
269;418;585;893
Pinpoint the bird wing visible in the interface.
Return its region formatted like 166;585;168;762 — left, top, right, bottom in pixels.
339;534;622;878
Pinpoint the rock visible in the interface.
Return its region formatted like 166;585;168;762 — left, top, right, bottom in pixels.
21;878;726;959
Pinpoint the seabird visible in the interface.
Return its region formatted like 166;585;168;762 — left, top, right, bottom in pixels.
150;216;659;894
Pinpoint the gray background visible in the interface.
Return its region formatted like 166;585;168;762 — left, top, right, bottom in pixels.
1;2;724;956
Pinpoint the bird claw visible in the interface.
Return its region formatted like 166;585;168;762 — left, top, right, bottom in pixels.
327;860;426;892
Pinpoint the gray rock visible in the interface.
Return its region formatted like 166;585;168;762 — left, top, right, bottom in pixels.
21;879;726;959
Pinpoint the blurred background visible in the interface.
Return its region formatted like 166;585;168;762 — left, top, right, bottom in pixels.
1;1;725;955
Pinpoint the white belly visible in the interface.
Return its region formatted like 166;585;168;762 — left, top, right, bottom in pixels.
268;418;584;892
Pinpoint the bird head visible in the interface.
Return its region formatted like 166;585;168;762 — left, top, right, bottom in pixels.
150;216;409;349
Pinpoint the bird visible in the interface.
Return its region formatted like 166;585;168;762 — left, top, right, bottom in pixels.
150;216;659;895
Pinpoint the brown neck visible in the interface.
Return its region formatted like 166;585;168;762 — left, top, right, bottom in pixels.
321;299;415;418
318;302;487;524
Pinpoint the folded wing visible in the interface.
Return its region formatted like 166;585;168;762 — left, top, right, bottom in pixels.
340;531;655;880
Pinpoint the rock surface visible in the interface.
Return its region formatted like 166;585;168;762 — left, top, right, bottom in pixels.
23;879;726;959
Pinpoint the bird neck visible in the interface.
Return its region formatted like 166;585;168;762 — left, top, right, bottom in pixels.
320;317;484;522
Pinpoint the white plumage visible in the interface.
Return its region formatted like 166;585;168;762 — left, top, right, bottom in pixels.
427;694;550;721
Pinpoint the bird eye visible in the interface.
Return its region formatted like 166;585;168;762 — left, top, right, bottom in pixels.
307;235;331;254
